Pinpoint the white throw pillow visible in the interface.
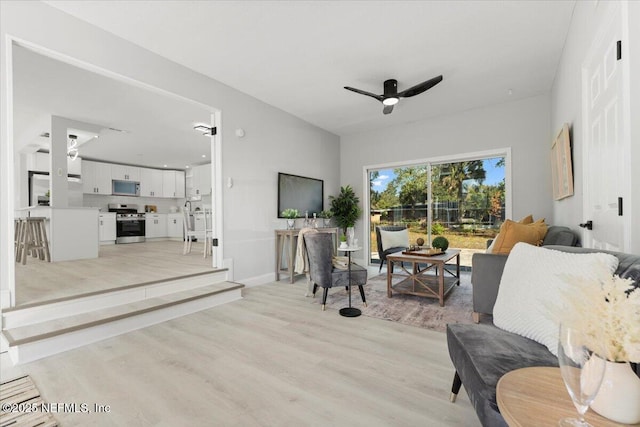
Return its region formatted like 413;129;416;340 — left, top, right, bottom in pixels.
486;234;498;253
493;242;619;356
379;228;409;251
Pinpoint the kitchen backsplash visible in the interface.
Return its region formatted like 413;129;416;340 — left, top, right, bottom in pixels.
84;194;188;213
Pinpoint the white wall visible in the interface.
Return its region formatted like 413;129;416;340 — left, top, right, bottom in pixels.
551;0;640;254
629;1;640;255
0;1;340;301
340;94;552;259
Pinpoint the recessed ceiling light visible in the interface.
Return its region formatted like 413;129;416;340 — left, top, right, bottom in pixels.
185;165;190;169
202;154;206;158
163;164;167;168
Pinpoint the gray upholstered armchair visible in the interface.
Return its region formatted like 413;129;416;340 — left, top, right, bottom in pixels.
375;225;409;272
303;232;368;311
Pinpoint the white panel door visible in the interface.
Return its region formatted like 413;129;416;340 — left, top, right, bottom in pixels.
581;3;630;251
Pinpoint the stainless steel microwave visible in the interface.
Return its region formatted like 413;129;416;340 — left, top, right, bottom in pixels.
112;180;140;196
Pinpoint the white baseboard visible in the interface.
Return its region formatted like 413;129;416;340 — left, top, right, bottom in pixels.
239;272;276;288
1;289;12;309
1;333;9;353
222;258;233;281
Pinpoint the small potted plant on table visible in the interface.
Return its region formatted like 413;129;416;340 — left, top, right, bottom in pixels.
319;210;333;227
282;208;299;230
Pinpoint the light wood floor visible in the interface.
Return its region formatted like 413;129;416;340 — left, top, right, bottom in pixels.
2;279;480;426
14;240;214;306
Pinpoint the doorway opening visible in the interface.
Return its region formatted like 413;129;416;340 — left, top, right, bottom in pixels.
5;38;224;307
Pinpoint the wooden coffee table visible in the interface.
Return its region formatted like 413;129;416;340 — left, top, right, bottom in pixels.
386;249;460;306
497;367;627;427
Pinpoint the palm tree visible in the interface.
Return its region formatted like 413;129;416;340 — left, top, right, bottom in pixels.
439;161;485;222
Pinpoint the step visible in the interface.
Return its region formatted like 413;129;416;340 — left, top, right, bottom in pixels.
3;269;228;329
3;281;243;364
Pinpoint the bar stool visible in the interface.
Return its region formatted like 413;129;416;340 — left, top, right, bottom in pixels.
16;217;51;264
14;218;25;263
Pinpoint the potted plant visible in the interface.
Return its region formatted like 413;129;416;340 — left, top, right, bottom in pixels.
431;236;449;252
281;208;299;230
339;234;348;248
319;210;333;227
329;186;362;244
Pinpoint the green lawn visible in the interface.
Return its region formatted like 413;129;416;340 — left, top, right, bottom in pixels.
370;227;497;251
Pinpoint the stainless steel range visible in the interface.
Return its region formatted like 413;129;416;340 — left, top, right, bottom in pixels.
108;203;146;244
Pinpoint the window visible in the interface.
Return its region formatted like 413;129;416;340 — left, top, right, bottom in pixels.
369;155;507;268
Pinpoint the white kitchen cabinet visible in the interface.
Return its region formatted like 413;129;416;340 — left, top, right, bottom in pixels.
162;170;186;198
191;164;211;197
68;157;83;176
82;160;112;195
145;213;167;238
162;171;175;198
167;213;183;238
30;152;82;175
111;164;141;182
98;213;116;244
140;168;163;197
175;171;186;198
31;152;49;172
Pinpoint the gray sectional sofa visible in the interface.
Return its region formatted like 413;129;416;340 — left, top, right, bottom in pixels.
447;245;640;427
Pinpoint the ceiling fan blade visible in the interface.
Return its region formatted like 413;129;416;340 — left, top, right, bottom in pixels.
383;104;394;115
344;86;384;102
398;75;443;98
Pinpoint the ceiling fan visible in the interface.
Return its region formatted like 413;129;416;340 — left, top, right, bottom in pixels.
344;75;443;115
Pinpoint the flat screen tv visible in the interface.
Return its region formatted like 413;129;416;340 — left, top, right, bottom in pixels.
278;172;323;218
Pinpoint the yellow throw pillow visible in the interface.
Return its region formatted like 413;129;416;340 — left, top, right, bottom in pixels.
519;214;534;224
492;220;548;254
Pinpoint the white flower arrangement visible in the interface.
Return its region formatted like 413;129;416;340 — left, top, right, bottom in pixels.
558;273;640;363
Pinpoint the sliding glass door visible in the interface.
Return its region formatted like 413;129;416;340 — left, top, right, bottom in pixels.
369;156;505;268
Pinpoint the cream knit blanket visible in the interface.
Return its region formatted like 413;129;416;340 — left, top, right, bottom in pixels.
294;228;318;274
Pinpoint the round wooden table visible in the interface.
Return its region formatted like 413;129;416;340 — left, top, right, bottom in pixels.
496;367;634;427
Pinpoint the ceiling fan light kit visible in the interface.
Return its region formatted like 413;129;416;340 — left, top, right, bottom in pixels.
344;75;443;115
382;97;399;106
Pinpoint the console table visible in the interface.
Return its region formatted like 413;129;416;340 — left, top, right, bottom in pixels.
274;228;338;283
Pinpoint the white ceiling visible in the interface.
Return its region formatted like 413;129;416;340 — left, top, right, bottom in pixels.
13;44;213;170
43;0;576;137
16;0;576;166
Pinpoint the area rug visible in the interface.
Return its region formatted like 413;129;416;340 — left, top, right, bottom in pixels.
310;271;476;333
0;375;58;427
